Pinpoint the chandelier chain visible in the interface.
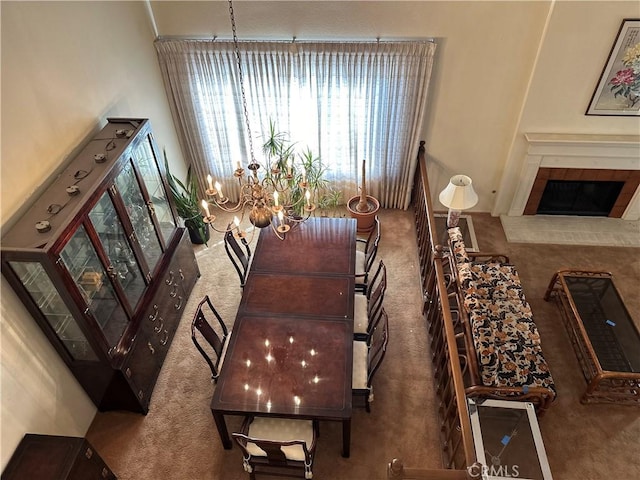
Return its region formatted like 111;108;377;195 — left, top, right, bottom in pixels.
228;0;256;164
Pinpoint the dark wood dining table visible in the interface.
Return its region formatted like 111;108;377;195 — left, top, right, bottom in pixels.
210;217;357;458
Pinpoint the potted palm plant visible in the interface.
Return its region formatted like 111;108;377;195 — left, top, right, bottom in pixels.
164;151;209;245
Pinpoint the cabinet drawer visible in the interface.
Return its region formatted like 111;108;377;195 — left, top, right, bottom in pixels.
122;330;159;406
2;434;117;480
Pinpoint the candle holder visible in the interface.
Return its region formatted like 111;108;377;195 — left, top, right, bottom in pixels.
276;223;291;234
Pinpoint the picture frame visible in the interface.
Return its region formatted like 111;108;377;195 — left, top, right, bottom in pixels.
586;19;640;116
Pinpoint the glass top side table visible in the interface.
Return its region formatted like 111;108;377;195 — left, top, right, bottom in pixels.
468;398;553;480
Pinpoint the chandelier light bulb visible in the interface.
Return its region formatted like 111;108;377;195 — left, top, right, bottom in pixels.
201;199;210;217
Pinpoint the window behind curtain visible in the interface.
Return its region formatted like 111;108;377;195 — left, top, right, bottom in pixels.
155;39;436;209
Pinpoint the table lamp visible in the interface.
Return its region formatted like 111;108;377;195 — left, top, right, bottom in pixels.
438;174;478;228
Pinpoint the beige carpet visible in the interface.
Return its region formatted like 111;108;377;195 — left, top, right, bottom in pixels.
87;209;439;479
500;214;640;247
86;210;640;480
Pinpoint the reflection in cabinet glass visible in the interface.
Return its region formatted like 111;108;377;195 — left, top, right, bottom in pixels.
115;161;163;274
60;225;130;351
89;191;146;310
131;136;176;245
8;261;99;361
1;118;200;413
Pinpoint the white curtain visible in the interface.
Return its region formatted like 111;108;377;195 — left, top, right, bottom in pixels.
155;39;436;209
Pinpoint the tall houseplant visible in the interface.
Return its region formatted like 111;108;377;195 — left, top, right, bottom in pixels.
164;151;209;245
261;120;341;216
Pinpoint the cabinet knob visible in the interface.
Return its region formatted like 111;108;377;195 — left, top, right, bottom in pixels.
106;265;117;279
165;270;174;286
146;201;156;216
147;342;155;355
160;330;169;346
169;284;179;298
85;447;93;459
102;467;110;478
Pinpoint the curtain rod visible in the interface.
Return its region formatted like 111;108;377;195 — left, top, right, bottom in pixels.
155;35;436;44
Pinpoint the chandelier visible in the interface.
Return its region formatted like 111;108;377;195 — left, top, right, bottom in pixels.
200;0;316;240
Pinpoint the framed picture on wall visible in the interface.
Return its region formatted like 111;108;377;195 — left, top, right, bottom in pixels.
586;18;640;116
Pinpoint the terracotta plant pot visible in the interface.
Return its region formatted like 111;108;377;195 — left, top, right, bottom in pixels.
346;195;380;233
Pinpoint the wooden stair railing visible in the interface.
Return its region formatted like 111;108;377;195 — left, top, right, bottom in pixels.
409;141;477;472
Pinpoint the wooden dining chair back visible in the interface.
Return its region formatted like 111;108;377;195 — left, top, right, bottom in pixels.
191;295;229;383
352;308;389;412
224;225;252;287
232;416;319;479
353;260;387;342
366;260;387;319
355;216;381;292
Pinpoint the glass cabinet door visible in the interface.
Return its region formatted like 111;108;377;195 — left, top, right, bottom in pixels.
131;136;176;245
88;191;147;310
59;225;130;353
115;161;163;274
8;261;99;361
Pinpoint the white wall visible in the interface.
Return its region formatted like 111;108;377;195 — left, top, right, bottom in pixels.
0;1;183;469
495;1;640;215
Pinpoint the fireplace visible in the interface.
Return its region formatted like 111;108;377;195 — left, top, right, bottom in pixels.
523;167;638;218
537;180;624;216
507;134;640;220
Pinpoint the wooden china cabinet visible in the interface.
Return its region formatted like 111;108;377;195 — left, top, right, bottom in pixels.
1;118;199;413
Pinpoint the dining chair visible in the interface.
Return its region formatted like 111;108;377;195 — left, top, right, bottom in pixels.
354;260;387;342
191;295;230;383
224;224;252;287
232;416;319;480
352;308;389;412
355;216;381;293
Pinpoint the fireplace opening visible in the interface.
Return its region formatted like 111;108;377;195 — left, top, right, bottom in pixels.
537;180;624;216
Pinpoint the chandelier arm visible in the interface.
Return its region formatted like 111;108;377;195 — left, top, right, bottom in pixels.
270;222;286;241
207;196;245;213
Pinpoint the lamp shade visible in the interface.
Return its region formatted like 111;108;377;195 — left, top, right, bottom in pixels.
438;174;478;210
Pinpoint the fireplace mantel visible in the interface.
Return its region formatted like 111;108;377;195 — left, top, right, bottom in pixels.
508;133;640;220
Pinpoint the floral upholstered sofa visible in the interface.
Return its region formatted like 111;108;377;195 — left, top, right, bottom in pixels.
447;227;556;413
